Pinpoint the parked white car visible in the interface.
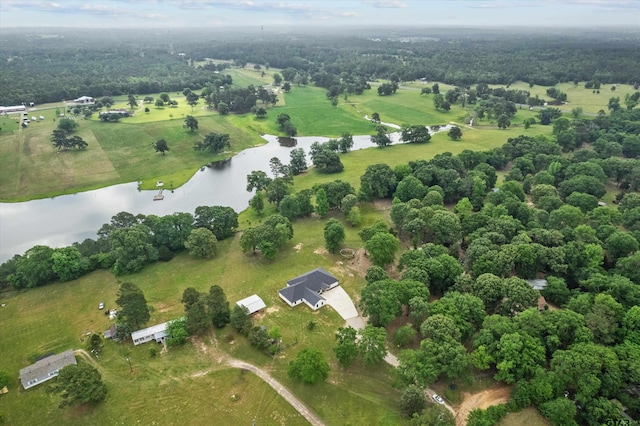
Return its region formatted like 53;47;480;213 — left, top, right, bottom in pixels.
432;394;445;405
98;302;105;310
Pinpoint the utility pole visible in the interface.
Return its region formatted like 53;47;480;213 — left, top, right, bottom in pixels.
125;356;133;373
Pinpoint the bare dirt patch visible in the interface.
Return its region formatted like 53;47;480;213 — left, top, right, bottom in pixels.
373;199;393;221
346;247;372;277
265;306;280;314
155;302;171;313
313;247;328;255
191;370;210;378
455;385;512;426
294;243;303;252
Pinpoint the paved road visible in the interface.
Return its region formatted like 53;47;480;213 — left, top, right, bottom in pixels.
226;359;326;426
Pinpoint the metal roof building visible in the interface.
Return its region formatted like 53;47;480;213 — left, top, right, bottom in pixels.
19;350;77;390
527;279;548;291
236;294;266;315
131;322;168;346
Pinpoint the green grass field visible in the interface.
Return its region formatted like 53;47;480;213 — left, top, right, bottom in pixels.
498;407;550;426
489;80;638;115
0;77;566;201
0;207;406;425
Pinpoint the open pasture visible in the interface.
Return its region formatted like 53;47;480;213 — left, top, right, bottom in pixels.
0;206;405;425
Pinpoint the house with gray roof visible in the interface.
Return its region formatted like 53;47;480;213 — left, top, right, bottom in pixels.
279;268;339;310
19;349;77;390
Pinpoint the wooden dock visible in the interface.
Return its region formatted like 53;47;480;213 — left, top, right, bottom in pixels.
153;188;164;201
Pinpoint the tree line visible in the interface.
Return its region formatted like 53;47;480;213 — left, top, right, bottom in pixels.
0;206;238;290
3;29;639;105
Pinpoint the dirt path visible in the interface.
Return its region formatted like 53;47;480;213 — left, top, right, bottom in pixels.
226;359;325;426
455;385;512;426
191;337;325;426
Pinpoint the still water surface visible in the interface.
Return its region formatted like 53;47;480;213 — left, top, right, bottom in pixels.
0;133;405;262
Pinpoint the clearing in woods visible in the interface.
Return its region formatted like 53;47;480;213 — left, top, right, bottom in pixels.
455;384;513;426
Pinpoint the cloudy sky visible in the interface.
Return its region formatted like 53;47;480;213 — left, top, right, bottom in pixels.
0;0;638;29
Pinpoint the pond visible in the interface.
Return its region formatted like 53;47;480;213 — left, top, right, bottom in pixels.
0;126;452;262
0;132;400;262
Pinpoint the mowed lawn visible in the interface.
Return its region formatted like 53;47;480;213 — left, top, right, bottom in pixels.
489;80;639;115
346;87;469;126
291;123;553;194
0;110;266;200
1;79;557;201
231;85;378;138
0;208;406;426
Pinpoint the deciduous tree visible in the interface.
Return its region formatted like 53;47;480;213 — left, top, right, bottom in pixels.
153;139;170;155
400;385;426;418
166;317;189;346
334;326;358;368
358;325;388;365
288;349;329;384
401;125;431;144
324;219;345;253
364;232;398;267
360;279;402;326
206;285;230;328
448;126;462;140
184;115;198;132
184;228;217;258
116;282;150;330
47;363;107;408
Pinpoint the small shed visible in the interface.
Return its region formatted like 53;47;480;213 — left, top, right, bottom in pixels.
19;350;77;390
236;294;266;315
103;324;117;339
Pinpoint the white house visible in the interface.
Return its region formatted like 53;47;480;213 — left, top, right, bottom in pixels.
73;96;94;104
19;350;77;390
236;294;266;315
131;322;168;346
278;268;339;310
0;105;26;114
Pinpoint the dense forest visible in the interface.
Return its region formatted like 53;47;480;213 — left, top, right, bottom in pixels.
1;28;639;105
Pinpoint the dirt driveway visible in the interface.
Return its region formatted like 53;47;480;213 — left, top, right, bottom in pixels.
455;385;512;426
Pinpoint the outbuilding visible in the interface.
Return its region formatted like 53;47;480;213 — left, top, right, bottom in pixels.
236;294;266;315
0;105;26;114
19;350;77;390
526;279;548;291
